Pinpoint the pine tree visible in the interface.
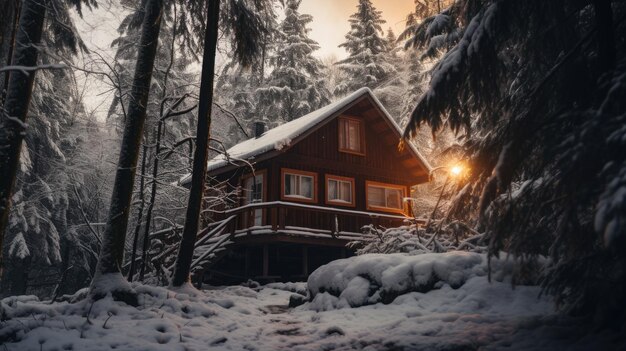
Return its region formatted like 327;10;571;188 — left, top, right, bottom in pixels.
90;0;164;304
335;0;396;95
0;0;97;283
255;0;330;123
402;0;626;326
108;2;201;284
169;0;283;288
215;0;279;137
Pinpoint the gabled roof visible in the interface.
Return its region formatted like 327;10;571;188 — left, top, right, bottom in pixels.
179;88;431;185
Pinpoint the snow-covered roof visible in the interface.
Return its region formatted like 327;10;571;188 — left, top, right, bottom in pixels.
179;88;431;185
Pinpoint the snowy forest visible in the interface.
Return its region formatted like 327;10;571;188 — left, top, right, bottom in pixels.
0;0;624;349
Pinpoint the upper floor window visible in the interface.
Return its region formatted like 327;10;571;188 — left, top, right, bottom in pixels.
281;168;317;203
366;181;406;213
338;116;365;155
326;175;355;207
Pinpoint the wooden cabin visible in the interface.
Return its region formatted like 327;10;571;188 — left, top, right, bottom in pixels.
180;88;431;284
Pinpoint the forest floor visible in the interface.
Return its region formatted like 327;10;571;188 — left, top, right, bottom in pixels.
1;255;625;350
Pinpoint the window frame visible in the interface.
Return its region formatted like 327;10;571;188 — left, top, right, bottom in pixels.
338;115;366;156
365;180;407;214
281;168;318;204
240;170;267;205
240;170;267;226
325;174;356;207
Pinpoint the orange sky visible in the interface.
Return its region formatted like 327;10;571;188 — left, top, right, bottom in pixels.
300;0;415;59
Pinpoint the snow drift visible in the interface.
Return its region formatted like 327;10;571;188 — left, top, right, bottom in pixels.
307;251;533;310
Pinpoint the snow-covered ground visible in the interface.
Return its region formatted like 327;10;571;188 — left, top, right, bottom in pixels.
1;253;623;350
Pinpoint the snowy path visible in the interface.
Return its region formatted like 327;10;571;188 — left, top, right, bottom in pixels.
2;278;622;350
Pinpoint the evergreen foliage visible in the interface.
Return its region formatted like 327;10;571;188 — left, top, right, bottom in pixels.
215;0;280;135
402;0;626;326
0;0;102;297
335;0;396;95
255;0;330;123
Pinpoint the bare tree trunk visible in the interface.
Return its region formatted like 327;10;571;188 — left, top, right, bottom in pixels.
170;0;220;288
128;143;148;282
138;124;161;281
0;0;46;279
0;0;20;104
90;0;163;302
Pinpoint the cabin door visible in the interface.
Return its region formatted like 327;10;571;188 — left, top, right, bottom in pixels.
243;173;264;226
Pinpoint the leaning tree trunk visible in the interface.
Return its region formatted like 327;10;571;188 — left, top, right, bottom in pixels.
170;0;220;288
90;0;164;301
0;0;46;279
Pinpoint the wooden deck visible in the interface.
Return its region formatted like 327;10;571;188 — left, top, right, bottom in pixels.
190;202;418;283
206;200;411;243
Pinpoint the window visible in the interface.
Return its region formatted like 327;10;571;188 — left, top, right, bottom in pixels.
281;168;317;203
243;174;264;204
366;181;406;213
339;116;365;155
326;175;355;207
241;171;266;226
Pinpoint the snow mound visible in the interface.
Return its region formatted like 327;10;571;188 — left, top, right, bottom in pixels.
307;252;525;310
265;282;308;296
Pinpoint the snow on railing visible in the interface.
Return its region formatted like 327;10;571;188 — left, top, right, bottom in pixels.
206;201;409;220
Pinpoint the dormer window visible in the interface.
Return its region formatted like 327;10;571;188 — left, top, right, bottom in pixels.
338;116;365;155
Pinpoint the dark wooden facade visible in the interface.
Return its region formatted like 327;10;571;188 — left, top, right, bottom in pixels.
198;89;430;283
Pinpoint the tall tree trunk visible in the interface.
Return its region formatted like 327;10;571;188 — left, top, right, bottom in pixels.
90;0;163;301
0;0;20;104
139;125;161;281
127;143;148;282
170;0;220;288
0;0;46;279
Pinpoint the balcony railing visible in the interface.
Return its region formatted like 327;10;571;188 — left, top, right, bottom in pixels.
205;201;412;241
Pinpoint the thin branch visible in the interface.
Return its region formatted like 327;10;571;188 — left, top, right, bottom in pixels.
72;184;102;245
0;63;67;75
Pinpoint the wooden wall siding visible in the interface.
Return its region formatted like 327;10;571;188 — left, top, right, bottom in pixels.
286;104;424;183
207;96;428;234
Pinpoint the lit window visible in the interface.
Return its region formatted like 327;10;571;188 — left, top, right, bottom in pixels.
282;169;317;202
339;116;364;154
327;175;354;206
366;181;405;212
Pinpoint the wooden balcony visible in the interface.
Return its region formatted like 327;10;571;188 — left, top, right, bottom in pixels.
206;201;411;245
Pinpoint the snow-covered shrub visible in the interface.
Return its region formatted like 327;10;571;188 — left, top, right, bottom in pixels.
349;222;486;256
306;252;535;310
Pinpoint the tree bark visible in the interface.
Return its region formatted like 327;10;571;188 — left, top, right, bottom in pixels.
138;128;159;282
170;0;220;288
90;0;163;297
0;0;46;279
0;0;20;104
128;143;148;282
